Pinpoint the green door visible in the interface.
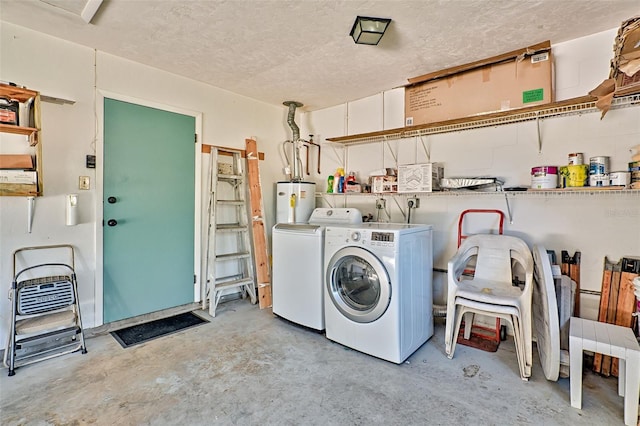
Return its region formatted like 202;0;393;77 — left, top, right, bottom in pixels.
103;98;195;323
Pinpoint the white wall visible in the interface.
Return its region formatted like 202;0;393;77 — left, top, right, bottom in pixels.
304;28;640;320
0;23;289;344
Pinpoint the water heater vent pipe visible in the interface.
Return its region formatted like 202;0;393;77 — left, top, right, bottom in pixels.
283;101;304;181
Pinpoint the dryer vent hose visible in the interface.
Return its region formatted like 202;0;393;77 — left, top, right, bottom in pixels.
433;304;447;318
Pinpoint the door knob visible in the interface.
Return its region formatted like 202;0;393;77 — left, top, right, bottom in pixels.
107;219;118;227
107;196;117;204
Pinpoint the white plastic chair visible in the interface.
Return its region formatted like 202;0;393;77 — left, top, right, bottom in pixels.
451;297;530;379
445;234;534;380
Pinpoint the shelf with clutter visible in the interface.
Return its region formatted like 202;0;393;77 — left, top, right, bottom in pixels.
318;154;640;201
323;38;640;199
0;83;42;197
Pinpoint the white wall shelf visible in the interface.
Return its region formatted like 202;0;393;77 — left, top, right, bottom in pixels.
326;94;640;146
317;189;640;202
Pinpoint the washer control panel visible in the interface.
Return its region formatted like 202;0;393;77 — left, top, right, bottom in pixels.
371;232;394;242
370;231;396;248
346;230;396;248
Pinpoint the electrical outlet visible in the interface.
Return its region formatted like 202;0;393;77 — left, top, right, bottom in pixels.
376;198;386;209
79;176;90;190
407;197;420;209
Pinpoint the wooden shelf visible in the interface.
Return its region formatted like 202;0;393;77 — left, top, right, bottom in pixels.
1;83;42;196
0;123;39;146
0;85;38;103
0;183;38;197
326;94;640;145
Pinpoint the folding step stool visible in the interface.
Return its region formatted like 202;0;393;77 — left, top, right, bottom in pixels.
4;244;87;376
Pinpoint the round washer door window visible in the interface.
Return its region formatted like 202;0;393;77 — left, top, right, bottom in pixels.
326;246;391;323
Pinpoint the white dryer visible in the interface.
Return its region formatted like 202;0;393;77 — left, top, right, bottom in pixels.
272;208;361;330
323;223;434;363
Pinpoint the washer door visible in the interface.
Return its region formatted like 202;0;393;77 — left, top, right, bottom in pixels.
326;246;391;323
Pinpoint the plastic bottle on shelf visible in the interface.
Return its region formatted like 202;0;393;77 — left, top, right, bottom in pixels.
344;171;356;192
333;168;344;193
327;175;334;193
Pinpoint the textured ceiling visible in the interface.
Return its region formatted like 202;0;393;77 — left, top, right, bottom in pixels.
1;0;638;111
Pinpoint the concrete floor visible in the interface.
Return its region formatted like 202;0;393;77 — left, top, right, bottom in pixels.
0;298;633;425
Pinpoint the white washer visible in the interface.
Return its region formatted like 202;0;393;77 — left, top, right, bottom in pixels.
324;223;434;363
272;208;362;330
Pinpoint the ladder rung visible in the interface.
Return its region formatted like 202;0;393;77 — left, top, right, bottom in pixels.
15;326;80;348
216;252;251;261
216;223;248;232
218;174;244;181
215;148;243;155
215;278;254;291
217;200;245;205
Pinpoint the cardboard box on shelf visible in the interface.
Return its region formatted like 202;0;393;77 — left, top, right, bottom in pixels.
405;41;553;126
0;154;34;169
398;163;444;193
0;170;37;184
371;176;397;193
345;183;362;193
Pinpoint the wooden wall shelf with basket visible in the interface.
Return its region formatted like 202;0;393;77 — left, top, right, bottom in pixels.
0;83;42;197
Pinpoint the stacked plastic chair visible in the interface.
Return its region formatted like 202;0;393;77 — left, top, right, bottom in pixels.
444;234;534;380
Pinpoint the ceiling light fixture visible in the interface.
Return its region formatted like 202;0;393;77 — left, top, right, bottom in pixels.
349;16;391;45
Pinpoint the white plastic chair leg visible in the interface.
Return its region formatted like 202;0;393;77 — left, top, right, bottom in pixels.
463;312;474;340
444;289;459;356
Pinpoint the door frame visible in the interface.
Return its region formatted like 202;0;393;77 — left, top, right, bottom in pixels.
95;90;203;326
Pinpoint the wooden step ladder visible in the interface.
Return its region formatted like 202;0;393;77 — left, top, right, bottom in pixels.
203;146;257;317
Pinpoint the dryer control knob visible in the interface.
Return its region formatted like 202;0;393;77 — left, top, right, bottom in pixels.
350;231;361;241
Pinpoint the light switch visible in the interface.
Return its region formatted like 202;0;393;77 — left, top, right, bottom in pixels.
79;176;90;190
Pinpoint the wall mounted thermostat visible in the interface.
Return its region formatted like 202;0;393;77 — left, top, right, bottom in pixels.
86;155;96;169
